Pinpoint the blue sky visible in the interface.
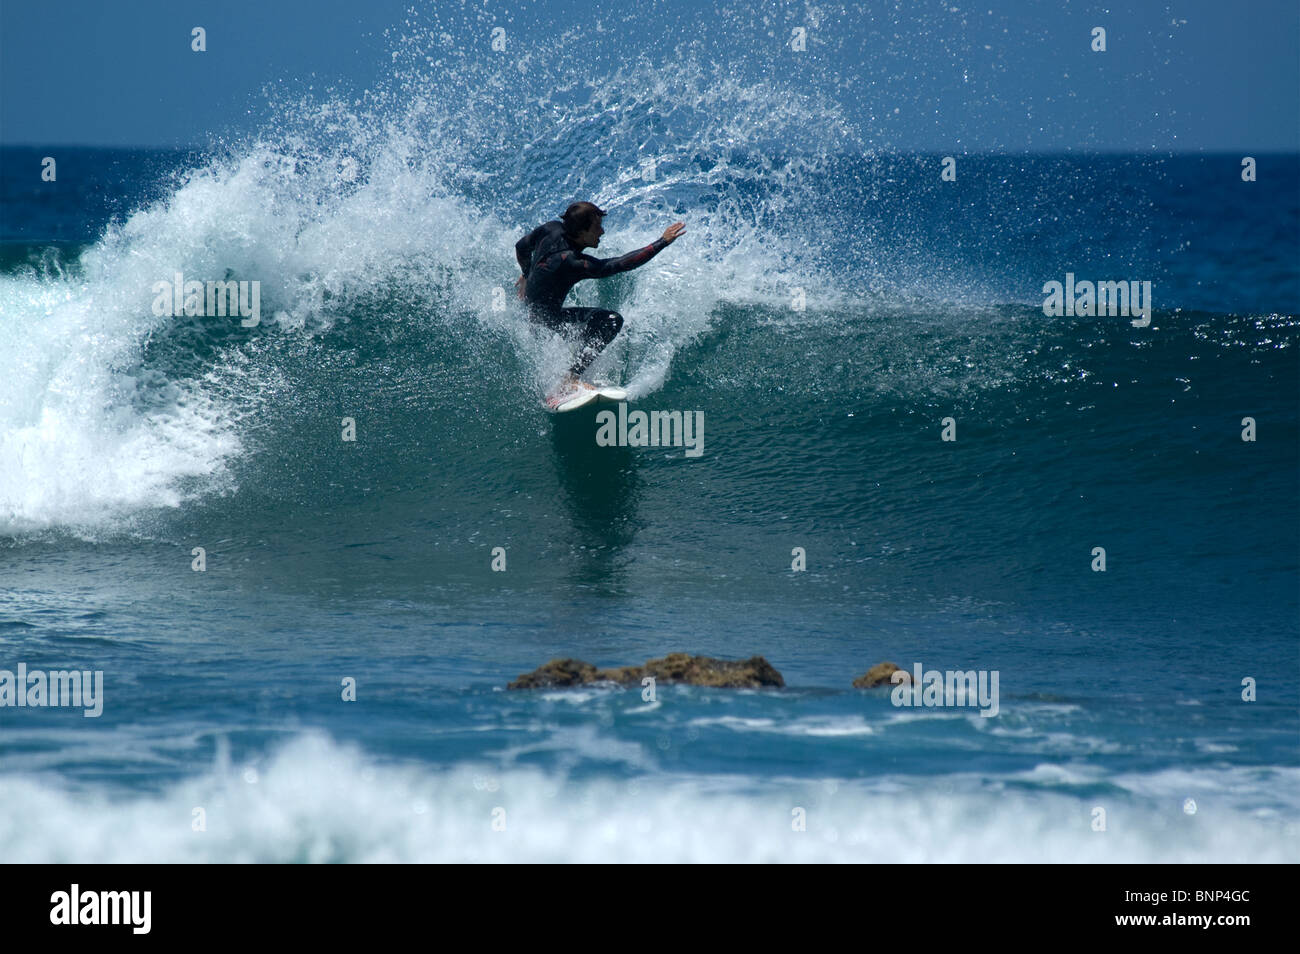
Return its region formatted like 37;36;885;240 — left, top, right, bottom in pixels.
2;0;1297;151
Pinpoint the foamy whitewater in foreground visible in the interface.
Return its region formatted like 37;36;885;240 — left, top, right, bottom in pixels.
3;734;1296;863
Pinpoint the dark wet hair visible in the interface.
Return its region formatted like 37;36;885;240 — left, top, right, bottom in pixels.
562;201;606;237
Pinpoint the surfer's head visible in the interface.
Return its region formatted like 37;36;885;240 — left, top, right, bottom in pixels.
563;201;606;249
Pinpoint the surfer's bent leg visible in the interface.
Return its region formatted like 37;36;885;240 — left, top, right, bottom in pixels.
569;308;622;376
532;306;623;377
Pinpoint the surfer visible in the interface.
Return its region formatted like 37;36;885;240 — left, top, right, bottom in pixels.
515;202;685;402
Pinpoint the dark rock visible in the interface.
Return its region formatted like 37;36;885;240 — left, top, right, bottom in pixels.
633;653;785;688
852;661;909;689
506;658;598;690
508;653;784;690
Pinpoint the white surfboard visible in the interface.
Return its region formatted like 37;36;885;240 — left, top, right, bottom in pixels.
546;385;627;413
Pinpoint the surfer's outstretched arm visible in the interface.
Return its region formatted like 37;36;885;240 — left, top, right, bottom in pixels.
568;221;686;279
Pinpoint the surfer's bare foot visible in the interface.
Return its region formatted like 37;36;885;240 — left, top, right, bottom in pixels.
545;377;592;408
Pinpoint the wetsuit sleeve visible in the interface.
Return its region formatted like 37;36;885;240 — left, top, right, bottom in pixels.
515;226;545;277
566;238;669;280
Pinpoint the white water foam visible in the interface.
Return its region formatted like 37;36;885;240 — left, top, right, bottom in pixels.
1;732;1295;863
0;257;241;536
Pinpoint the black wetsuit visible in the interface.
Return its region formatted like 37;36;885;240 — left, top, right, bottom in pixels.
515;220;668;376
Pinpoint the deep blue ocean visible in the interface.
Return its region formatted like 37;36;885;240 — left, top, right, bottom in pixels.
1;33;1297;861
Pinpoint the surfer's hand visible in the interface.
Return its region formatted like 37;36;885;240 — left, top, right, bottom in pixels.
661;222;686;244
515;275;527;300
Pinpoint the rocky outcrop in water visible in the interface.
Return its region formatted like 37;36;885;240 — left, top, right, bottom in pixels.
508;653;784;690
852;661;911;689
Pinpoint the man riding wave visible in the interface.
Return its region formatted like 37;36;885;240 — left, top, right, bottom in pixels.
515;201;685;405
